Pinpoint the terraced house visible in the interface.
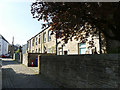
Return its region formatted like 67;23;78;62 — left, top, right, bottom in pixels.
27;27;56;54
27;27;106;55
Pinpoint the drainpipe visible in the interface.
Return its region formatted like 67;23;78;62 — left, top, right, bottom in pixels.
56;32;58;55
62;45;63;55
99;31;102;54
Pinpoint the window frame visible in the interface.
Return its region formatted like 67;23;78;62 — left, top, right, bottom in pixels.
43;32;46;43
36;37;38;45
39;35;40;44
48;30;51;42
32;38;34;46
78;43;86;54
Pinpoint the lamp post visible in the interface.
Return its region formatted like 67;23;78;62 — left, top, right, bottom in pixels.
56;32;58;55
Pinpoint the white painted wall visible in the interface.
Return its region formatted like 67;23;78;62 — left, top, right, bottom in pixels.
22;44;27;54
0;35;9;56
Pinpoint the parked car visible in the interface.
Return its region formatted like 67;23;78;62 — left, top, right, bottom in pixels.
5;54;11;58
1;55;6;58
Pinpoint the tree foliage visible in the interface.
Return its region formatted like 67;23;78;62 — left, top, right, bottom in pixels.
31;1;120;44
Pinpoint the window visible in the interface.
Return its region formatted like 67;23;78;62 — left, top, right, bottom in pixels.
59;48;63;55
79;43;86;54
36;37;37;45
39;48;40;53
39;35;40;44
43;46;46;53
48;31;51;42
64;51;68;55
27;42;29;49
32;38;34;46
43;32;46;43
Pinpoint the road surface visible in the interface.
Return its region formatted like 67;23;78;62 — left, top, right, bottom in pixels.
2;59;59;88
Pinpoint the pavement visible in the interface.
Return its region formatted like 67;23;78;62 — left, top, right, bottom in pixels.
2;58;59;88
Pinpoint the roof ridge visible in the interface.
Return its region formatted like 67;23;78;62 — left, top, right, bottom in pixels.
0;34;9;44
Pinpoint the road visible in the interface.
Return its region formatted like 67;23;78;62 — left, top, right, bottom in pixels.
2;59;59;88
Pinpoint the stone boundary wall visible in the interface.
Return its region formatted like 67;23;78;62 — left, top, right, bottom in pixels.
15;53;20;63
39;54;120;88
22;53;28;66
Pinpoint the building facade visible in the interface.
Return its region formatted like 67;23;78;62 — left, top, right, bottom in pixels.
27;27;56;54
22;44;27;54
0;34;9;56
8;44;19;58
27;27;106;55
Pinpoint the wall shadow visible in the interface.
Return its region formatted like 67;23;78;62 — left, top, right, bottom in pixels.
2;68;59;89
2;59;20;66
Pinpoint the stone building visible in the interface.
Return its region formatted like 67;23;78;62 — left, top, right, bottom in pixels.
27;27;106;55
27;27;56;54
8;44;19;58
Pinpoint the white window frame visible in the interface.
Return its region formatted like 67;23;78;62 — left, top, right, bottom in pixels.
79;43;86;54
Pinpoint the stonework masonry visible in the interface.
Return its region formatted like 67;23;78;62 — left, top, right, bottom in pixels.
39;54;120;88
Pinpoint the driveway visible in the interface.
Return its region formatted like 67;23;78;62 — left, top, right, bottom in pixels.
2;59;59;88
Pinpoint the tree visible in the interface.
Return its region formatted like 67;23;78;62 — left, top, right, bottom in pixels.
50;46;56;53
31;2;120;53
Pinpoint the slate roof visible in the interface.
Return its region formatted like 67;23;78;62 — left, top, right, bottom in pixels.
0;34;9;44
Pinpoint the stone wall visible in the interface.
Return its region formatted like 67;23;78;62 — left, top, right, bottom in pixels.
106;39;120;53
15;53;22;64
39;54;120;88
15;53;20;63
22;53;28;66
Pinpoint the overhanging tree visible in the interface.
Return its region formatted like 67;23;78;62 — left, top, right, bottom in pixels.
31;1;120;53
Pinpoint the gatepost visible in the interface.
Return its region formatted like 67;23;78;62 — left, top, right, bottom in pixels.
38;55;41;74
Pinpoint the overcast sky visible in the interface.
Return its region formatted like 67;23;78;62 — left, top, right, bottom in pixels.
0;0;44;46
